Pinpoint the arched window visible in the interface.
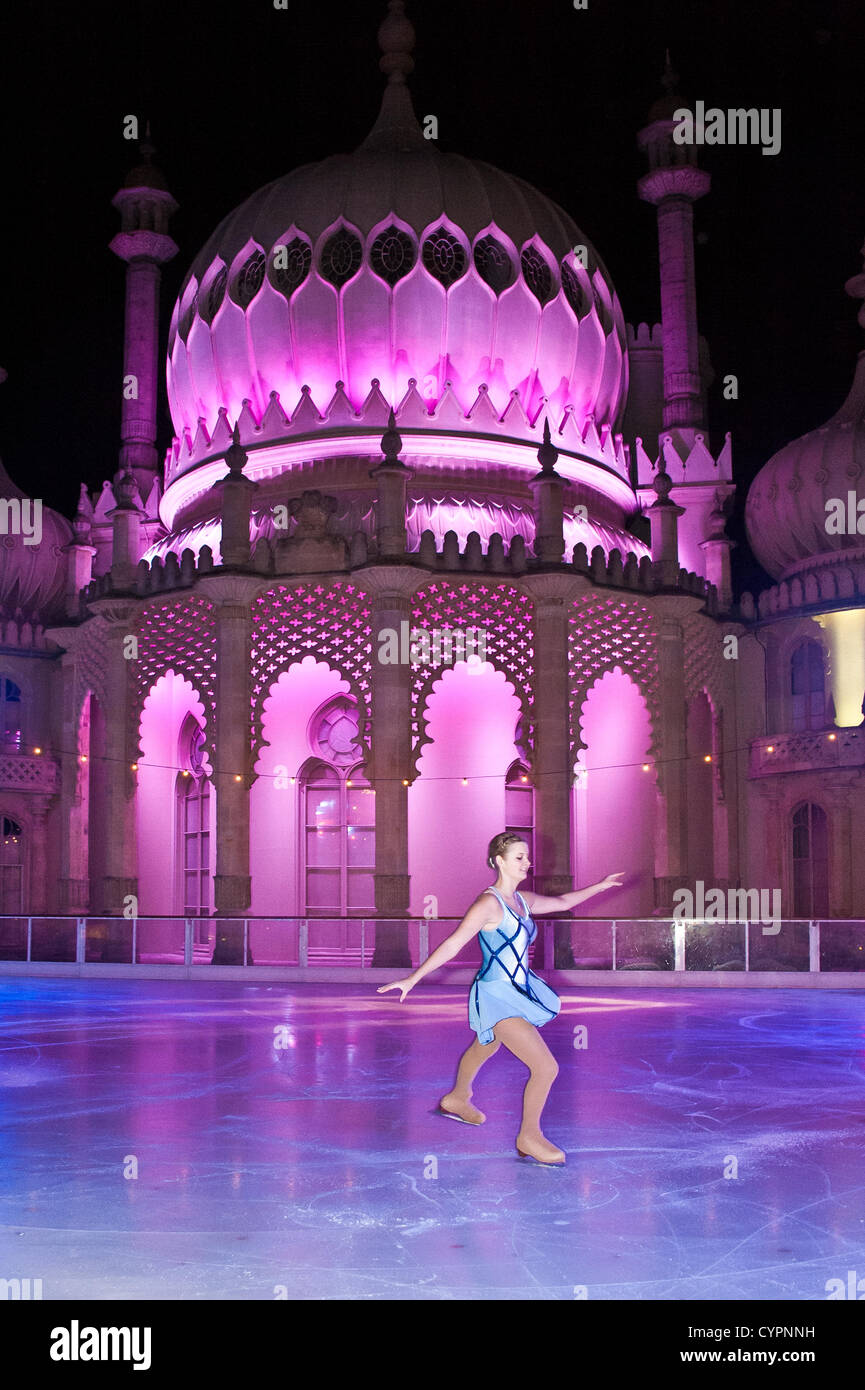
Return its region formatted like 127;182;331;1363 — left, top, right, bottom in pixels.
791;802;829;917
302;761;375;914
0;678;22;750
303;697;375;914
0;815;23;913
505;760;534;892
176;718;212;926
790;641;826;731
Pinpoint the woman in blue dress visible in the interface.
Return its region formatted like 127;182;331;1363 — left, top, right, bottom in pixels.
378;831;624;1165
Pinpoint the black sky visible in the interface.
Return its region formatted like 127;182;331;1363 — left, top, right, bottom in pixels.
1;0;864;598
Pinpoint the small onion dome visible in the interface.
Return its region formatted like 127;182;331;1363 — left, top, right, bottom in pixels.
745;246;865;581
0;453;72;620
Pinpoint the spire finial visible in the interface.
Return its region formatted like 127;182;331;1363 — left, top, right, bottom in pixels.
140;120;155;163
378;1;415;85
360;3;424;151
226;421;248;475
537;417;559;475
661;49;678;95
844;239;865;333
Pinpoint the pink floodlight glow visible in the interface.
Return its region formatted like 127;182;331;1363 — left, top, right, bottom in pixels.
159;433;636;533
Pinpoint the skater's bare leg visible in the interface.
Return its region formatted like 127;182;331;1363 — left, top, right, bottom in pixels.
440;1036;501;1122
493;1016;563;1162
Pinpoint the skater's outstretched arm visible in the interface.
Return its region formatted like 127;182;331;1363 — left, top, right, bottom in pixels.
523;871;625;915
376;893;498;1002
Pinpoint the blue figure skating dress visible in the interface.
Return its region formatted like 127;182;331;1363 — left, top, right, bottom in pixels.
468;887;561;1044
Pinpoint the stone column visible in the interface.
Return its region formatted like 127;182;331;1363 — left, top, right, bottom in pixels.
86;602;139;958
55;646;91;913
757;782;784;909
355;568;425;968
652;602;690;912
28;795;53;915
522;573;579;967
826;783;854;918
197;575;262;964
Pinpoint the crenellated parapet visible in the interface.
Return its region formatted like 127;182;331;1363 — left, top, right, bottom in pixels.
739;555;865;622
76;525;717;613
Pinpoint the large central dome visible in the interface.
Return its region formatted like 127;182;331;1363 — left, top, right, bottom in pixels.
164;5;627;487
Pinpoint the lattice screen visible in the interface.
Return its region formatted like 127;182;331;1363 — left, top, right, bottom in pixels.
132;595;218;763
568;595;660;762
410;581;535;769
250;582;374;768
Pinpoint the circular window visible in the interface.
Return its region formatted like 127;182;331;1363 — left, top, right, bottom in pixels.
521;246;554;305
422;228;467;288
561;261;589;319
370;226;416;287
231;251;266;309
314;698;362;767
201;266;227;323
473;235;514;294
592;283;612;336
320;228;363;289
268;237;311;298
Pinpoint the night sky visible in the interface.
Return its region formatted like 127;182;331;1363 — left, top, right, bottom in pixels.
1;0;864;598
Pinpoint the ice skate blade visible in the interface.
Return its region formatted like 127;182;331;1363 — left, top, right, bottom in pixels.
516;1144;565;1165
431;1105;484;1126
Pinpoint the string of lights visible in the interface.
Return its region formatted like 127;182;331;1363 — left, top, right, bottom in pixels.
4;728;849;785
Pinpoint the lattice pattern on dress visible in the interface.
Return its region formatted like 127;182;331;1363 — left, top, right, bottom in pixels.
410;581;534;772
130;595;218;765
568;595;660;762
250;582;373;773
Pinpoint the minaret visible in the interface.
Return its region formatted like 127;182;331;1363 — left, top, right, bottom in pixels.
637;53;710;453
109;125;178;502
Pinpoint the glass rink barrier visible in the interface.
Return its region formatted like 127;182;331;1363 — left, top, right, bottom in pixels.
0;916;864;976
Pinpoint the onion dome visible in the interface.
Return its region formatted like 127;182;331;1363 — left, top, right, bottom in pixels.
165;1;627;483
0;447;72;621
745;243;865;581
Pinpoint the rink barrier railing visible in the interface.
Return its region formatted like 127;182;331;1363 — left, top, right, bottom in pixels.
0;915;864;983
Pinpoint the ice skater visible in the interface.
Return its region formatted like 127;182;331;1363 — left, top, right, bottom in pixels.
378;831;624;1165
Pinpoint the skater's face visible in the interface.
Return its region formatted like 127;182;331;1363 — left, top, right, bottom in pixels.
498;841;531;881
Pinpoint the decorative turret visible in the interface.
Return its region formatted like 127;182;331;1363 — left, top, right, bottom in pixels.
109;125;179;500
648;461;684;586
106;469;145;589
63;484;97;617
369;408;411;558
637;53;711;451
528;419;565;564
220;425;257;567
699;495;735;610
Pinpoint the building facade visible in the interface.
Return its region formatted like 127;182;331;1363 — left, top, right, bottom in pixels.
0;4;862;968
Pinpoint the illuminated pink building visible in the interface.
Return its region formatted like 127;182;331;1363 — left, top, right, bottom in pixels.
0;7;863;969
